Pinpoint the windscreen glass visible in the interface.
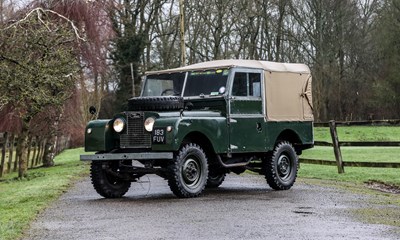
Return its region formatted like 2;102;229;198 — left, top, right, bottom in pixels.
183;69;229;97
142;73;185;96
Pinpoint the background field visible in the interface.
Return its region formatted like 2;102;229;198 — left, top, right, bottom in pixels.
299;126;400;186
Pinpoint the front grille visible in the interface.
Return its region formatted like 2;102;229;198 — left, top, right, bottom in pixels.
120;112;151;148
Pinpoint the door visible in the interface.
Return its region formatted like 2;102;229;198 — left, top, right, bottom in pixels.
228;69;266;153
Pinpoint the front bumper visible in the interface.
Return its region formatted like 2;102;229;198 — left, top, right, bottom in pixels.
80;152;174;161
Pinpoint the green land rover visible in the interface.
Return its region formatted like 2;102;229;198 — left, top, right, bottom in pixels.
80;59;314;198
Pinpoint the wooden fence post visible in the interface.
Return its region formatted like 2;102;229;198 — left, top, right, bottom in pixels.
1;132;8;178
329;120;345;174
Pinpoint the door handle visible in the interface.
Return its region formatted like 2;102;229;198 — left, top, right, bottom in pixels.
256;122;262;132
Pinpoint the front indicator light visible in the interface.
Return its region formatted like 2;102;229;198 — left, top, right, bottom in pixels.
87;128;92;134
144;117;155;132
113;118;125;133
166;126;173;132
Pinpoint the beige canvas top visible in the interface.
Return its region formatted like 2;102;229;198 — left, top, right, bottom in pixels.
146;60;313;122
146;59;310;75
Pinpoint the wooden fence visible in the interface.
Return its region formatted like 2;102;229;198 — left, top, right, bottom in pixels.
0;133;71;178
300;120;400;173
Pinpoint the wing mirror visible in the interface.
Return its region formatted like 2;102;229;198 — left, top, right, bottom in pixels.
89;106;97;115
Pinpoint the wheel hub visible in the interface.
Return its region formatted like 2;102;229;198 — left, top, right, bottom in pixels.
277;154;291;179
182;158;200;186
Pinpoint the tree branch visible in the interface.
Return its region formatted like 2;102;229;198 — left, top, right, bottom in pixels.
0;55;28;69
1;8;86;42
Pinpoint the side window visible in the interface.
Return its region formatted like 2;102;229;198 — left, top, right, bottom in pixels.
232;72;261;97
232;72;247;96
249;73;261;97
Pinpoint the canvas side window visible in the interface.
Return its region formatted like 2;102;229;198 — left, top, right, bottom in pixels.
232;72;261;97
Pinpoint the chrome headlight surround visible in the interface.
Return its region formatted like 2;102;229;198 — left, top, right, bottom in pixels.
144;117;155;132
113;118;126;133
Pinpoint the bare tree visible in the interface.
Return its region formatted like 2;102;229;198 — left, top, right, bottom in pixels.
150;0;180;70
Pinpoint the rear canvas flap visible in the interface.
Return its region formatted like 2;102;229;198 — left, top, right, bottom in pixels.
264;71;314;122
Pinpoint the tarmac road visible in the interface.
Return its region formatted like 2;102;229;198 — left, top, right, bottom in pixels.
23;174;400;240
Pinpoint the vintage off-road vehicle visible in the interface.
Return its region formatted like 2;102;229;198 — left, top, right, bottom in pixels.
80;60;314;198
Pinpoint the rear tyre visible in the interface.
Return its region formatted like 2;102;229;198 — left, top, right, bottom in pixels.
90;160;131;198
168;143;208;198
264;141;298;190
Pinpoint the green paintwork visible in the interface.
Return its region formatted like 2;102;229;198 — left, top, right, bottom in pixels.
83;111;313;155
229;97;265;152
230;99;262;114
84;119;116;152
264;121;314;151
151;110;229;153
229;116;266;152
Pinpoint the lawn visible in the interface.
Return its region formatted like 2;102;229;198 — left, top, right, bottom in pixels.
0;148;88;240
299;126;400;186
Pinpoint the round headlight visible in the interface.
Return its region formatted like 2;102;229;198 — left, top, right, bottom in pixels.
113;118;125;133
144;117;155;132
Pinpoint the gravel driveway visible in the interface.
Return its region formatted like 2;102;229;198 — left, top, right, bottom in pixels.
23;174;400;240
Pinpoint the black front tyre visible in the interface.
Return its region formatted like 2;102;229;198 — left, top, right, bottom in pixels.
264;141;298;190
168;143;208;198
90;161;131;198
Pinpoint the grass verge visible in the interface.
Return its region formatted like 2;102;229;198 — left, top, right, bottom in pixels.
0;148;88;240
299;126;400;186
299;147;400;186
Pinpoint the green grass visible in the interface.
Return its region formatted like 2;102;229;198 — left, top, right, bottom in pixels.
299;126;400;186
0;148;88;240
314;126;400;142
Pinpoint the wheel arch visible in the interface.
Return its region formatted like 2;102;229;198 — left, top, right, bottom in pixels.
181;131;217;162
275;129;303;154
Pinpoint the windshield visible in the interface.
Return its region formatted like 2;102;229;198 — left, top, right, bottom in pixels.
142;72;185;96
142;69;229;97
184;69;229;97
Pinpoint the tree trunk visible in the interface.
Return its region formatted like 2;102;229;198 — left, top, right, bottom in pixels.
0;0;3;24
31;136;37;168
27;135;32;166
179;0;186;66
275;0;287;62
42;112;62;167
0;132;8;177
42;136;56;167
7;133;14;173
17;121;30;178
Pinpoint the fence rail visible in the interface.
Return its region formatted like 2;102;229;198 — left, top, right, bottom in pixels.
300;120;400;173
314;141;400;147
314;119;400;127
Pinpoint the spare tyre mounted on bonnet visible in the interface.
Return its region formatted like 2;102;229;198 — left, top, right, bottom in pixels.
128;96;184;111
